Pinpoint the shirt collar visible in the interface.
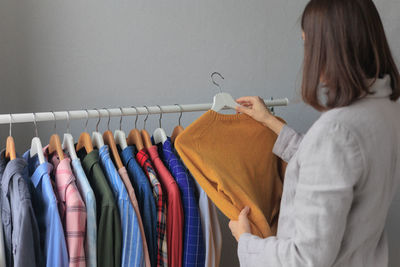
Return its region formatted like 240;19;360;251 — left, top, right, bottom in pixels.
80;149;100;171
23;150;53;188
366;75;393;98
0;153;27;196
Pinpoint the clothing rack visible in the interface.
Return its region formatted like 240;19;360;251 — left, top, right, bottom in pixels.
0;98;289;125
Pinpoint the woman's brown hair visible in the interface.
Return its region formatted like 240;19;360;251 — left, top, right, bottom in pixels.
301;0;400;111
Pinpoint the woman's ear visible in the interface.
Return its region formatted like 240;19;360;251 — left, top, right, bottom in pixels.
302;31;305;41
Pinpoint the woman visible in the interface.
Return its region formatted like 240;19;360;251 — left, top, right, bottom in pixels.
229;0;400;266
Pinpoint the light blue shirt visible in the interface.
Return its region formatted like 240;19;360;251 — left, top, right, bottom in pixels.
99;145;145;267
71;158;97;267
23;151;69;267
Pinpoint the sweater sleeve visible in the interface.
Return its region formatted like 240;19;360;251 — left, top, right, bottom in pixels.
238;122;365;267
272;124;305;163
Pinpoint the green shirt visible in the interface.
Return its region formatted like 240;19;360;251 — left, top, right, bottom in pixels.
78;148;122;267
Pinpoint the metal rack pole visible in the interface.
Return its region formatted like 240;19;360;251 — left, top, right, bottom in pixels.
0;98;289;125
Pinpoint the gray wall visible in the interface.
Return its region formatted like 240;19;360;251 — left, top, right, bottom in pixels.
0;0;399;266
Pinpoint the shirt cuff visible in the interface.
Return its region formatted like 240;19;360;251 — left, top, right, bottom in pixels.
272;124;298;162
238;233;253;255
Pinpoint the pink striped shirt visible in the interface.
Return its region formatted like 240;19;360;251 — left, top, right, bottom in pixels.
49;153;87;267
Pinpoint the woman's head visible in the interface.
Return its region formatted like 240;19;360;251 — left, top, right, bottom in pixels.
301;0;400;111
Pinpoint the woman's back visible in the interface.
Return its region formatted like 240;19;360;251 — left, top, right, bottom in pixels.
314;75;400;265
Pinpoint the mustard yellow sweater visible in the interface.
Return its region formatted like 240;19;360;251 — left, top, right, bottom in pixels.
175;110;286;238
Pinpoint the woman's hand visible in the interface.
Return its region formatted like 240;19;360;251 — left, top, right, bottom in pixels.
236;96;285;135
229;206;252;242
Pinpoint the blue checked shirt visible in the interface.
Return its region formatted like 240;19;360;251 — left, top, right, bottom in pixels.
121;146;157;267
99;145;145;267
22;151;69;267
159;138;205;267
71;158;97;267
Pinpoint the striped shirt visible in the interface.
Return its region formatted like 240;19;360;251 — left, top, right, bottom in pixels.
48;152;87;267
71;159;97;267
159;138;205;267
99;145;145;267
136;149;168;267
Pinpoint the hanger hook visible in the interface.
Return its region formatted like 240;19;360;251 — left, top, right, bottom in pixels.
9;114;12;137
156;105;163;128
143;106;150;130
32;113;39;137
84;109;89;132
174;104;183;126
51;111;57;132
270;97;275;115
104;108;111;131
95;108;101;132
211;72;224;93
119;107;124;131
131;106;139;129
65;111;71;134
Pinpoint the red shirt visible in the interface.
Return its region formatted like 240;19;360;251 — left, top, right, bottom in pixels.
147;146;184;267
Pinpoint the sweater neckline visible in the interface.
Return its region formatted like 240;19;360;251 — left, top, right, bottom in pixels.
207;110;252;121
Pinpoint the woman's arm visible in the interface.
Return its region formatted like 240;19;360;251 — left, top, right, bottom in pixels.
233;121;365;266
236;96;304;162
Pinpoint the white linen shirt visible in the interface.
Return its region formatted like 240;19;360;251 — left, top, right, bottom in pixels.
238;75;400;267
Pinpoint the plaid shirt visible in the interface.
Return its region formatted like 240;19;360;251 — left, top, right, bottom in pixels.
48;153;87;267
136;149;168;267
159;138;205;267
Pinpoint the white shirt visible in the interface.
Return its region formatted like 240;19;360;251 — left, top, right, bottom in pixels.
194;180;222;267
238;75;400;266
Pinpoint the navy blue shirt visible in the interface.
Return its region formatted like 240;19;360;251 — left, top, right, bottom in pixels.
158;138;205;267
121;146;157;267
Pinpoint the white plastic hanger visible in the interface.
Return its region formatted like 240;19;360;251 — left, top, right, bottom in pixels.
30;113;45;164
153;105;168;145
210;72;239;112
92;108;105;149
62;111;78;161
114;107;128;150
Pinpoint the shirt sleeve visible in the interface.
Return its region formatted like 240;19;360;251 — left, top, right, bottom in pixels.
238;122;365;267
272;124;305;163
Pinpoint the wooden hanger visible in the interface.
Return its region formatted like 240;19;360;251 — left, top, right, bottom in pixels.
5;114;16;161
48;112;64;160
76;109;94;154
170;104;184;144
140;106;153;149
62;111;78;161
30;113;45;164
103;108;124;169
210;72;239;112
127;106;144;151
114;107;128;150
153;105;168;145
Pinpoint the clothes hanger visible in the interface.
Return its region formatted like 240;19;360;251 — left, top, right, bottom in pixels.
62;111;78;161
92;108;105;149
30;113;45;164
127;106;145;151
210;72;239;112
48;111;64;160
103;108;124;169
171;104;185;144
5;114;16;161
114;107;128;150
153;105;168;145
76;109;94;154
140;106;154;149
